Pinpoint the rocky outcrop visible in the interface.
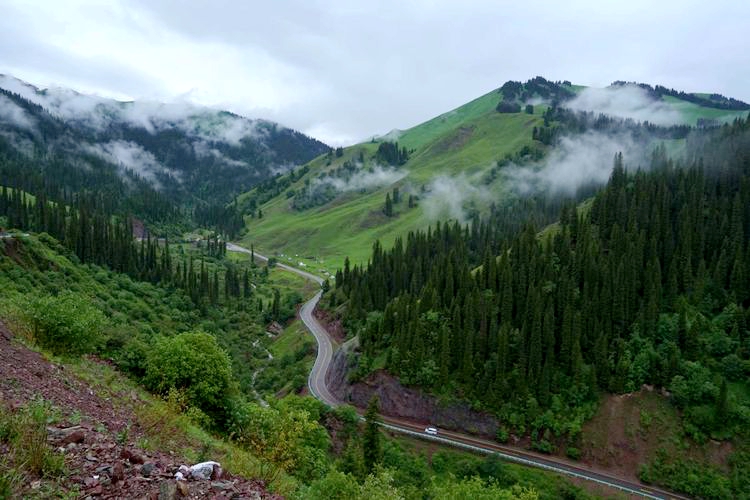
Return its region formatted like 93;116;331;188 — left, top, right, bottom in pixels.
327;347;500;438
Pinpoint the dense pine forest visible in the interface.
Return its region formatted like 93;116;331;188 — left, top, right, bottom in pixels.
332;116;750;494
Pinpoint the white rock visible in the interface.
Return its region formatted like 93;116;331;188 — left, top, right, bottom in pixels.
189;461;221;480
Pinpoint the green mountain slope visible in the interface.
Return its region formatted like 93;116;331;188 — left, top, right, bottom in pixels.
239;78;749;269
239;90;543;268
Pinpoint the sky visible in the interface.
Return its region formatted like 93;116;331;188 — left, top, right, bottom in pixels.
1;0;748;146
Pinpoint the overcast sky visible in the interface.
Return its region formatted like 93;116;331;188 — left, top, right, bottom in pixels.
1;0;748;145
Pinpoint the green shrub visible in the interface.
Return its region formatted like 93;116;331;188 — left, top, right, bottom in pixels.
640;449;733;498
114;336;151;378
496;425;509;443
143;331;235;421
23;292;108;355
531;439;554;454
294;470;360;500
232;401;329;483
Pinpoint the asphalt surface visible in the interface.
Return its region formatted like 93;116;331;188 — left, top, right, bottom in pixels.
227;242;687;500
225;243;339;406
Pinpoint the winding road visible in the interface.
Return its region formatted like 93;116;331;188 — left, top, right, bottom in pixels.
225;243;338;406
228;242;686;500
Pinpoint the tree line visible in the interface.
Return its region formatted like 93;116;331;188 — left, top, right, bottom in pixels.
0;183;263;310
375;141;409;166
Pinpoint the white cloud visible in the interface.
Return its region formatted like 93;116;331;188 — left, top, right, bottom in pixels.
422;174;490;222
83;140;178;184
0;74;270;147
504;131;649;196
564;85;684;125
0;94;36;132
314;164;406;192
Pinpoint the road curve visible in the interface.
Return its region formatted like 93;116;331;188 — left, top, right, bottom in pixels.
227;242;685;500
225;243;339;406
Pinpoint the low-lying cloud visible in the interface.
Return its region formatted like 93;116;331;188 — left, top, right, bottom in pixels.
564;85;683;126
422;174;491;222
314;164;406;192
376;128;403;142
0;75;264;146
83;140;179;185
192;140;252;168
0;93;36;132
504;131;649;196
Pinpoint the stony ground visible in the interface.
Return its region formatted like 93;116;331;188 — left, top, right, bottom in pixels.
0;321;282;499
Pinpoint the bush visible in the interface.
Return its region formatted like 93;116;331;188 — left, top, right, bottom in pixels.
531;438;554;454
495;425;509;443
295;470;360;500
114;336;150;378
143;331;235;421
232;401;329;483
496;101;521;113
24;292;108;355
640;450;732;498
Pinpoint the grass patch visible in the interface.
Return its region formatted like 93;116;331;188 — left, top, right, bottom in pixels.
269;321;315;359
662;95;749;125
0;400;70;498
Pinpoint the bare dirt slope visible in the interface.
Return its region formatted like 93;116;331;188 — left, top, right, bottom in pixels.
579;387;733;483
327;348;500;438
0;321;280;499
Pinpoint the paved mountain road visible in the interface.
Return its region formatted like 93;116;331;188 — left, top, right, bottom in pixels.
225;243;338;406
227;242;686;500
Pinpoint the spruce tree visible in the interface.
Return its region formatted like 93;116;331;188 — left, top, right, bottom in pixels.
384;193;393;217
362;395;382;473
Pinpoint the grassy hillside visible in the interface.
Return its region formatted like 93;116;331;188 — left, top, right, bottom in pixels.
239;80;749;269
662;95;749;124
0;230;579;499
396;88;506;151
240;88;543;269
0;230;308;398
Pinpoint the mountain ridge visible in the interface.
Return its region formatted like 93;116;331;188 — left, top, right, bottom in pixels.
0;74;329;227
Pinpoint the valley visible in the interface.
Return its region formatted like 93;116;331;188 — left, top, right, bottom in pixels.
2;73;750;499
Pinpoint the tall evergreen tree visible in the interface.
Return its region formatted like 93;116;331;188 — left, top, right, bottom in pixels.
362;395;382;473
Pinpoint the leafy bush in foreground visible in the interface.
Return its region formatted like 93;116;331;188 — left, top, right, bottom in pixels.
23;291;108;355
144;331;235;422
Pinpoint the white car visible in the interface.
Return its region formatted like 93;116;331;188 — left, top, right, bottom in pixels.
425;427;438;436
